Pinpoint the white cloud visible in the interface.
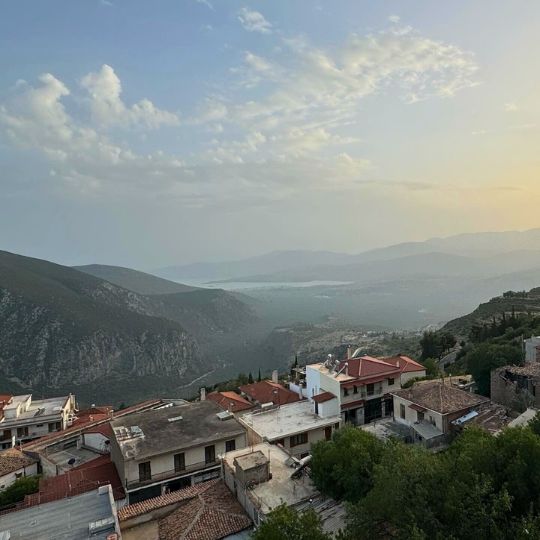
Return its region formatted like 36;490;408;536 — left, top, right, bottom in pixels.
80;65;179;129
238;8;273;34
196;0;213;9
504;102;518;112
388;15;400;23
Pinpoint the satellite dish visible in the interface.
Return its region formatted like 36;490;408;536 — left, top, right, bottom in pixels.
68;457;76;466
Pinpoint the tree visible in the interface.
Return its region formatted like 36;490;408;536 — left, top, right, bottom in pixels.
311;426;384;502
248;372;254;384
464;343;523;396
251;504;330;540
529;411;540;437
257;368;262;382
422;358;439;378
0;476;39;508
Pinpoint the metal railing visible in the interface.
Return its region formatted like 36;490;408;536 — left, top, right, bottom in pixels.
126;459;220;489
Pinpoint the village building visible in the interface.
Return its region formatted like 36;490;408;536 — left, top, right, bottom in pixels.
239;374;302;407
491;363;540;411
525;336;540;363
0;485;121;540
109;400;247;504
223;441;345;534
238;399;341;458
0;448;38;491
118;478;251;540
391;381;490;447
306;353;410;426
207;390;254;414
0;394;77;449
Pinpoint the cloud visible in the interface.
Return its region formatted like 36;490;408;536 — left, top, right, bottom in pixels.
238;8;273;34
504;102;518;112
196;0;213;9
80;65;179;129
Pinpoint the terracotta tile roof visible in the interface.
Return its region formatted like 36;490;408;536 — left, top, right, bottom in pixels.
340;356;400;380
84;421;113;437
0;448;37;477
35;455;125;503
239;380;301;406
207;391;254;413
383;355;426;374
119;480;217;521
313;391;336;404
392;381;489;415
158;480;252;540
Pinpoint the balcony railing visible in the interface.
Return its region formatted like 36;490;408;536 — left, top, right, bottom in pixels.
126;459;220;490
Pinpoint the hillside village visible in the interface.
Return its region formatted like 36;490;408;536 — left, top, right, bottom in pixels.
1;337;540;539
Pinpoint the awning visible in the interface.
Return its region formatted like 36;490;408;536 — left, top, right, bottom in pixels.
341;399;365;411
411;421;443;440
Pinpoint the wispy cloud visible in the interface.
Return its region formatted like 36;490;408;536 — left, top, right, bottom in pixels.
238;7;273;34
196;0;213;10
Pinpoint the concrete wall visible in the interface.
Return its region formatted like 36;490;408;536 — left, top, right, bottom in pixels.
400;370;426;385
124;434;247;485
318;399;339;418
491;367;540;412
0;463;38;490
392;395;444;433
525;337;540;363
82;432;110;454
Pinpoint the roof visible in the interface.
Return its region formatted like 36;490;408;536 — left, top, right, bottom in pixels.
239;400;340;441
312;391;336;404
411;421;444;440
239;380;301;406
383;355;426;374
71;406;113;428
508;408;538;428
119;479;252;540
339;356;401;382
1;395;70;427
207;391;254;413
27;455;125;504
111;400;246;461
0;486;120;540
497;363;540;377
0;448;37;477
392;382;489;415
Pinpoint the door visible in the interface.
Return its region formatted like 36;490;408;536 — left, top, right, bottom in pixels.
324;426;332;440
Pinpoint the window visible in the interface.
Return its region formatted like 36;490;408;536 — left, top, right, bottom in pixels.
388;378;395;386
15;472;23;479
174;453;185;473
36;424;43;428
205;445;216;464
417;411;424;422
48;422;60;433
17;426;28;438
400;404;406;419
225;439;236;452
353;385;358;394
2;430;11;440
290;432;308;448
366;383;375;396
343;388;349;397
138;461;151;482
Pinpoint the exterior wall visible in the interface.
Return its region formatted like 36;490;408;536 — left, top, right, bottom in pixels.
0;463;38;490
491;367;540;411
275;425;337;458
317;399;339;418
82;432;110;453
400;370;426;385
525;337;540;363
392;395;445;433
123;433;247;490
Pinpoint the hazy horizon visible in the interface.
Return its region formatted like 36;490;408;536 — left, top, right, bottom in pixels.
1;1;539;269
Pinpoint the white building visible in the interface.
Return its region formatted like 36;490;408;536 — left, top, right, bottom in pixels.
110;400;247;504
0;394;76;449
0;448;38;491
238;399;341;458
306;353;425;426
525;336;540;363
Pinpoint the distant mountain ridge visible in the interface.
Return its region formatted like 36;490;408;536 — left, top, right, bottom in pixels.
156;228;540;283
0;251;254;404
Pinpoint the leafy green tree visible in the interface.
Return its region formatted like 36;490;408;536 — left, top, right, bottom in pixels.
251;504;330;540
422;358;439;378
311;426;384;502
464;343;523;396
0;476;39;507
248;372;254;384
529;411;540;437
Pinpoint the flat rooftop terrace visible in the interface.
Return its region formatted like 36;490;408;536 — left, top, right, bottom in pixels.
239;400;340;441
224;443;317;514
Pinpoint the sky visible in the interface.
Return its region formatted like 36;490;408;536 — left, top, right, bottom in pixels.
1;1;539;269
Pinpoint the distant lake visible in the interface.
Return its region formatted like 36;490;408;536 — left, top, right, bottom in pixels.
176;279;354;291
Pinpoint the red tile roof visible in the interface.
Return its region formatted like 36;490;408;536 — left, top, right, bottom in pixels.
207;391;254;413
239;380;301;406
313;391;336;404
339;356;400;381
384;355;426;374
35;455;125;503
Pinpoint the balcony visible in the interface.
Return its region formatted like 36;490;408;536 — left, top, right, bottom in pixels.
126;459;220;490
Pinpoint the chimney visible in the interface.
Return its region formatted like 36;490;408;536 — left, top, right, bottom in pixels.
200;387;206;401
272;370;279;384
346;346;352;359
